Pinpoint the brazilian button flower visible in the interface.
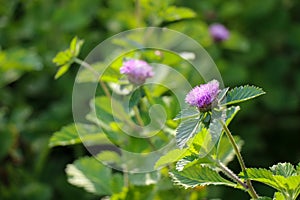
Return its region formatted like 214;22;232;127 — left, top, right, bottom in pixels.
209;23;230;42
120;59;154;85
185;80;220;111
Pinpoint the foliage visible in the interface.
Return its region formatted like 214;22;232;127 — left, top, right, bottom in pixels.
1;0;300;199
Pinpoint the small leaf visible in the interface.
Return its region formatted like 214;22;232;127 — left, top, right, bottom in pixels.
69;36;84;57
54;64;71;79
52;50;73;66
49;123;109;147
163;6;196;22
155;148;191;169
66;156;123;195
170;165;236;189
222;85;265;106
173;107;199;120
176;117;201;149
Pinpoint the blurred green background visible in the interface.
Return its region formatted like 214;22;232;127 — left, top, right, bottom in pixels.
1;0;299;199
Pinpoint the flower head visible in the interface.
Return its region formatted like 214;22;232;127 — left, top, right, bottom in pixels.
185;80;220;111
120;59;154;85
209;23;230;42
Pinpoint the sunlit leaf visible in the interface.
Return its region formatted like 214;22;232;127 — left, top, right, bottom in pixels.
69;36;84;57
170;165;236;189
155;149;191;169
163;6;196;22
176;117;201;149
273;192;285;200
222;85;265;106
66;156;123;195
270;162;296;177
54;64;71;79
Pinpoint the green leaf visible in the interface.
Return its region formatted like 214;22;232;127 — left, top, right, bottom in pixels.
96;151;121;165
129;88;143;109
217;135;243;165
52;50;73;66
270;162;296;177
49;123;109;147
273;192;285;200
65;156;123;195
173;107;199;120
176;117;201;149
154;149;191;169
222;85;265;106
54;64;71;79
69;36;84;57
242;165;300;197
170;165;236;189
163;6;196;22
128;171;160;186
225;106;240;125
242;168;285;190
52;37;84;79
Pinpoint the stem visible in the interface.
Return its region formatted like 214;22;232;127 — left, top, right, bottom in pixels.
135;0;141;27
217;161;248;189
133;105;144;127
74;58;111;99
219;120;259;199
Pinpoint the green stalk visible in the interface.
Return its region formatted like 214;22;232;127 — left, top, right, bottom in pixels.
219;120;259;199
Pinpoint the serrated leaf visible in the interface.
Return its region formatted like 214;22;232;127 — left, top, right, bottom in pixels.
49;123;109;147
176;117;201;149
217;88;229;103
154;148;191;169
173;107;199;120
270;162;296;177
65;156;123;195
222;85;265;106
170;165;236;189
242;168;285;190
54;64;71;79
225;106;240;125
242;167;300;195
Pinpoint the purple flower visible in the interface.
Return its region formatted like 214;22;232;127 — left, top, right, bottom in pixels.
185;80;220;111
209;23;230;42
120;59;154;85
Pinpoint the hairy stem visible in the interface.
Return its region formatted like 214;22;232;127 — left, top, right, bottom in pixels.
217;161;248;189
219;120;259;199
